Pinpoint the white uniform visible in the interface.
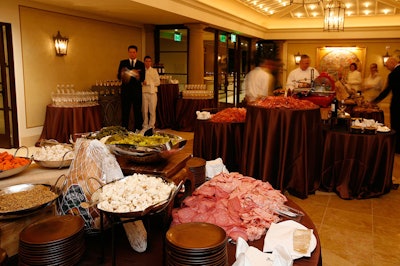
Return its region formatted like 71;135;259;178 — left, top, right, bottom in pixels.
243;67;274;102
286;67;320;90
142;66;160;129
346;70;362;92
363;73;383;102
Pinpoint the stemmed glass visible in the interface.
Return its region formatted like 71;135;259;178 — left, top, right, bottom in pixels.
338;100;346;118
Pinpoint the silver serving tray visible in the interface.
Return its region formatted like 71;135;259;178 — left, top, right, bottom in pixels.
91;177;183;218
107;131;187;164
0;176;65;220
34;150;74;169
0;157;32;179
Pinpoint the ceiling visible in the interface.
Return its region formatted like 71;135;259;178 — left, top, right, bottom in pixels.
236;0;400;18
27;0;400;37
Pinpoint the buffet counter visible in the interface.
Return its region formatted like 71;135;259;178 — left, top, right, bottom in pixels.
241;105;323;199
0;163;68;256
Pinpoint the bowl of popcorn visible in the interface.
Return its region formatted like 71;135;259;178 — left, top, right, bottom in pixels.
34;142;74;168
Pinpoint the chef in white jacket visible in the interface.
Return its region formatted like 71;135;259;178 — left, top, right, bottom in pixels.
286;54;319;90
141;55;160;132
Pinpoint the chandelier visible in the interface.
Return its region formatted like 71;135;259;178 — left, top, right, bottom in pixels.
291;0;321;4
324;0;345;31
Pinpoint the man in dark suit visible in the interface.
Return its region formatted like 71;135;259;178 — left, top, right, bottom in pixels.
372;56;400;153
117;45;145;131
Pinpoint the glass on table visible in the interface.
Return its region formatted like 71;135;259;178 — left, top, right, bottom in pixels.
293;228;312;254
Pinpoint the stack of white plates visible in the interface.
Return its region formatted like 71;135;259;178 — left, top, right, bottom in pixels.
165;222;228;266
19;215;85;266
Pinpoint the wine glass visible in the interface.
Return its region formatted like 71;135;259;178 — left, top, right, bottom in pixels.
338;100;346;118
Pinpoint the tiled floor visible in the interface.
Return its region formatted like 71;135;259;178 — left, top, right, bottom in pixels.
169;129;400;266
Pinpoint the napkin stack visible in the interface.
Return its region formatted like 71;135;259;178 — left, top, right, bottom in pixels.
205;158;229;179
196;111;211;120
233;237;292;266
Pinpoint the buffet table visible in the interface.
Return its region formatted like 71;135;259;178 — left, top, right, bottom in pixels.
156;84;179;129
79;199;322;266
193;119;244;172
37;104;102;144
0;163;69;257
241;105;323;199
174;99;214;131
321;129;395;199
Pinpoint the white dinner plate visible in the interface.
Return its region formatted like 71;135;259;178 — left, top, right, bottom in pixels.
377;126;391;133
263;220;317;260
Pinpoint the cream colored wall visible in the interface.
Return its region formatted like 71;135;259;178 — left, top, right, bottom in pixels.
19;6;143;128
284;39;400;86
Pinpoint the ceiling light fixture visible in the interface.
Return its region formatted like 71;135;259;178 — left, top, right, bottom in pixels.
324;0;346;31
291;0;321;4
53;31;69;56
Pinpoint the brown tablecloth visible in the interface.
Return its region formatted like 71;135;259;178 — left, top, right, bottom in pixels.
241;105;323;199
193;119;244;172
321;129;395;199
156;84;179;129
37;104;102;144
77;199;322;266
174;99;215;132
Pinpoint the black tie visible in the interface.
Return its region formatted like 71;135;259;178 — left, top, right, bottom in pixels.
131;60;134;68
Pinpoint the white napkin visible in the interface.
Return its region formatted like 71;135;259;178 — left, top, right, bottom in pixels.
263;220;314;259
196;111;211;120
233;237;273;266
272;245;293;266
205;157;229;179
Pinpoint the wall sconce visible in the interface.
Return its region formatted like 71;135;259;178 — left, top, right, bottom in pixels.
53;31;69;56
383;52;390;66
382;46;390;66
294;52;301;64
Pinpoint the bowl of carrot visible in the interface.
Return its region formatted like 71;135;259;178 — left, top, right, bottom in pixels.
0;147;32;179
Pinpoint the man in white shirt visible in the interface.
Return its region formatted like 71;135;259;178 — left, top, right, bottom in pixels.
286;54;319;90
243;58;276;103
141;56;160;132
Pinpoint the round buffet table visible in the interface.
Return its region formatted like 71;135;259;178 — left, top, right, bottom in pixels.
241;105;323;199
78;199;322;266
37;104;102;144
321;129;395;199
174;99;214;132
193;119;245;172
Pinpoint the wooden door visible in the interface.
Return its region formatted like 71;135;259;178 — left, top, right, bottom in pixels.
0;23;18;148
